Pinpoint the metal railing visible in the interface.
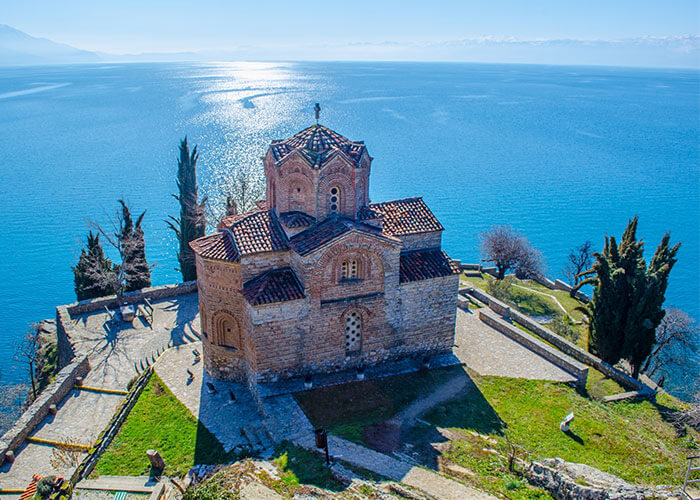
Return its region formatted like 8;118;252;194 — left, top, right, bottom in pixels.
683;455;700;500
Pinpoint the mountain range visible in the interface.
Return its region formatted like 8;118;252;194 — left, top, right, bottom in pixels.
1;24;698;68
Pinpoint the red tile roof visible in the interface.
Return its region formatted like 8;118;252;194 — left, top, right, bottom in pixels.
269;125;367;169
362;197;444;236
227;210;289;256
400;249;460;283
242;267;305;305
289;215;397;255
279;210;316;228
189;232;239;262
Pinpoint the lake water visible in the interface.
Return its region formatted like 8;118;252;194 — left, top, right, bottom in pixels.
0;61;698;397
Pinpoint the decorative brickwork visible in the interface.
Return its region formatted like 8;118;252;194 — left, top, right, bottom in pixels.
191;123;458;385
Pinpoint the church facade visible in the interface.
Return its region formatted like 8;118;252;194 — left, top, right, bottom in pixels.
190;123;459;385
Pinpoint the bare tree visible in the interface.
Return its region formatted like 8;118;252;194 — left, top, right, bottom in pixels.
563;241;593;295
642;308;698;380
480;226;545;280
213;168;265;226
14;327;39;400
0;374;28;434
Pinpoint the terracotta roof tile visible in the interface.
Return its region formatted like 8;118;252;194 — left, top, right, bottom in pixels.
242;267;305;305
189;232;239;262
289;215;396;255
279;210;316;228
362;197;444;236
400;249;460;283
269;125;367;169
227;210;289;256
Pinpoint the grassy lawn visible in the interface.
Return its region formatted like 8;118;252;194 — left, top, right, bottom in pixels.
95;373;239;477
424;370;698;487
294;366;464;445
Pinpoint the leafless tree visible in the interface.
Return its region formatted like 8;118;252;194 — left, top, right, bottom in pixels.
211;168;265;227
0;376;28;434
13;326;39;400
563;241;593;295
480;226;545;280
642;308;698;380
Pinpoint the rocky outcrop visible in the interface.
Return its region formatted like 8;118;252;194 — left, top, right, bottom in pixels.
525;458;678;500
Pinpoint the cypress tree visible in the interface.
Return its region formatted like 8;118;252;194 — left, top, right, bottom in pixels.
118;200;151;292
167;137;206;282
72;232;117;300
576;217;680;377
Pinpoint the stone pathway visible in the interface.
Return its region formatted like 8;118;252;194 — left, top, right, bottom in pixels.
454;308;576;382
0;295;201;493
154;343;266;453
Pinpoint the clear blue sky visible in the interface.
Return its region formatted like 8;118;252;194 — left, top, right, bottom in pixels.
3;0;699;66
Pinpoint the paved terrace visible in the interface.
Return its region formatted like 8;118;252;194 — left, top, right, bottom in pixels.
1;292;577;496
0;294;201;494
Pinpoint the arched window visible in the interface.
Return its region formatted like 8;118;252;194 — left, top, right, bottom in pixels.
329;186;340;213
214;313;240;349
345;310;362;353
341;259;358;279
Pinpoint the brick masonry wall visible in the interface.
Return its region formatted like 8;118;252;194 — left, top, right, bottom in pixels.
397;231;442;252
241;251;290;282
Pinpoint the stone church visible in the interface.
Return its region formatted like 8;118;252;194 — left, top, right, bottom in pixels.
190;120;459;385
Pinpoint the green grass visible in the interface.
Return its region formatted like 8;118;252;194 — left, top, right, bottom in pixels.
271;442;345;492
425;370;698;486
294;366;463;445
585;368;626;400
95;373;240;477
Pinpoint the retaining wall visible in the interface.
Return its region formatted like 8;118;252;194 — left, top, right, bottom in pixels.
478;309;589;386
0;355;90;465
463;286;651;394
56;281;197;368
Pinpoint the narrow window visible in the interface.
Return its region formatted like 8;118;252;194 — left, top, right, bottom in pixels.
345;311;362;353
329;186;340;213
341;261;348;279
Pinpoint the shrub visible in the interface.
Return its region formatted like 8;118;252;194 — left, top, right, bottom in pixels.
487;276;515;303
550;316;580;343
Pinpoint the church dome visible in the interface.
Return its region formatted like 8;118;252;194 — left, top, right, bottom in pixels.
268;124;368;169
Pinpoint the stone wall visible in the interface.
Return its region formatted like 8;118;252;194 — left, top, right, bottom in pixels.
463;286;650;394
56;281;198;368
0;355;89;465
397;231;442;251
478;309;588;385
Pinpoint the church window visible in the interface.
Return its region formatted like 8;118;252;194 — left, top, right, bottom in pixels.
341;259;359;279
329;186;340;213
345;311;362;353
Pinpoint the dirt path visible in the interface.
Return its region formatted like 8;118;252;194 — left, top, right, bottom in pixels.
511;283;577;322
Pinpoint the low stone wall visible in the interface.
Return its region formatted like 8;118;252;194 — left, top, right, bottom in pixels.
66;281;197;316
478;309;588;386
463;286;652;395
0;355;90;465
56;281;197;368
553;279;590;303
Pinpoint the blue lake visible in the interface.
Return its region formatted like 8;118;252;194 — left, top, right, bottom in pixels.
0;61;697;396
